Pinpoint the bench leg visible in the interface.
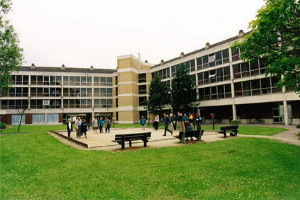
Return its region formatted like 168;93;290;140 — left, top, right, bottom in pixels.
121;136;125;149
144;140;147;147
224;131;227;138
129;140;132;147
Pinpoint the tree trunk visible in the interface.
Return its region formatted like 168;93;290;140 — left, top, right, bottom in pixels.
18;114;23;132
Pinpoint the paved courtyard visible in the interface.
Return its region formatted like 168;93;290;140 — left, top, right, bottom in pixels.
51;127;231;151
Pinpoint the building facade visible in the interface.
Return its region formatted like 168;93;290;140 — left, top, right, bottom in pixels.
0;30;299;125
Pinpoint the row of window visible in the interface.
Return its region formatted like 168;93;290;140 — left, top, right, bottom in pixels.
0;99;114;109
198;84;232;101
233;59;266;79
197;66;230;85
10;75;113;86
3;88;113;97
197;49;229;70
234;77;281;97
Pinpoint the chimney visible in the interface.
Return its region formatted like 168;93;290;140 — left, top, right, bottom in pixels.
238;30;244;38
180;52;184;58
145;60;148;63
90;65;94;71
205;42;210;49
160;60;164;65
31;63;35;69
61;64;65;70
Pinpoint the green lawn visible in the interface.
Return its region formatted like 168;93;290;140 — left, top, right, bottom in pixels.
1;131;300;199
1;124;287;136
201;125;287;136
0;124;66;134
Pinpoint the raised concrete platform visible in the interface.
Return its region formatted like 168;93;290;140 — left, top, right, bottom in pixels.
51;128;232;151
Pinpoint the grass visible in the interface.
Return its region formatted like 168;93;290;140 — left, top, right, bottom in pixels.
1;124;287;136
1;129;300;199
0;124;66;134
201;125;287;136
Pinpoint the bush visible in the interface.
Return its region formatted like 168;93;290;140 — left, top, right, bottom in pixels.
296;124;300;129
231;120;239;125
0;122;6;129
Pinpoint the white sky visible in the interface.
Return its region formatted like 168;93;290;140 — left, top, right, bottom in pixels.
10;0;264;69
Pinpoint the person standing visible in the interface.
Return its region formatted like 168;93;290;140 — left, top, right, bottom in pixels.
153;115;159;130
178;116;185;143
81;119;88;138
140;116;146;130
98;118;104;133
171;113;177;130
195;113;201;130
182;113;189;129
75;117;82;138
163;113;172;136
67;119;73;138
104;117;111;133
92;117;98;134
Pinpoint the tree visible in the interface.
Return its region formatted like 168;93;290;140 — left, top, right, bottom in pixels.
147;77;171;117
233;0;300;94
171;65;197;113
0;0;23;96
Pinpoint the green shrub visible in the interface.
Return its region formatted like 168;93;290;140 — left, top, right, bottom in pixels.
231;120;239;125
0;122;6;129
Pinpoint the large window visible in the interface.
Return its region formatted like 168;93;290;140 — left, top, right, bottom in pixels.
233;59;268;79
231;47;240;62
11;75;29;85
30;99;61;109
139;85;147;94
198;84;231;100
152;68;170;79
63;99;92;108
94;77;112;86
0;100;28;109
94;99;113;108
63;88;92;97
197;66;230;85
234;77;281;97
138;73;146;83
63;76;92;86
139;97;147;106
5;87;28;97
31;87;61;97
94;88;112;97
31;76;61;85
197;49;229;70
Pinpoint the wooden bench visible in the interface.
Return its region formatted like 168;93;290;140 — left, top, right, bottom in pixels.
112;132;151;149
218;126;238;138
175;130;204;142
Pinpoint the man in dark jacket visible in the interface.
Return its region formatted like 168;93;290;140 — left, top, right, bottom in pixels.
67;119;73;138
81;119;88;138
163;113;173;136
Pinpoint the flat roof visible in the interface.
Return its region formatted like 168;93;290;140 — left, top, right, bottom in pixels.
18;66;117;74
152;31;250;68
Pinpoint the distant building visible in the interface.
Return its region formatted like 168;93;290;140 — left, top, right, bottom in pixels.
0;31;299;125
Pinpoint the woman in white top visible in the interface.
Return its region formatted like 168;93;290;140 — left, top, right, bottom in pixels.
92;117;98;134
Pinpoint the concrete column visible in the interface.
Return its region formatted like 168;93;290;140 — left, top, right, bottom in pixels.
283;100;289;126
232;104;237;120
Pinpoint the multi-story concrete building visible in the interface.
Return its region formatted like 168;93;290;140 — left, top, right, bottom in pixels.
0;30;299;125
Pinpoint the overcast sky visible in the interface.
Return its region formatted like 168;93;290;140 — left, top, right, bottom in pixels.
10;0;264;69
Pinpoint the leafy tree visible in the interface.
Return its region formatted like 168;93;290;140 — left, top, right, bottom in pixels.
147;77;171;117
233;0;300;94
0;0;23;96
171;65;197;113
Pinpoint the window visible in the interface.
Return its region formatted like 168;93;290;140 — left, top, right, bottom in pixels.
139;97;147;106
138;74;146;83
231;47;240;61
139;85;147;94
0;100;28;109
198;84;231;100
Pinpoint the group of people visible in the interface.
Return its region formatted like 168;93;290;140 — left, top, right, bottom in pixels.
144;112;202;136
66;116;112;138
